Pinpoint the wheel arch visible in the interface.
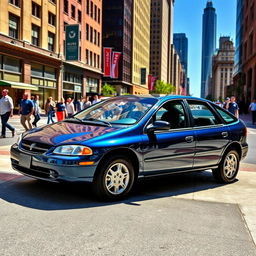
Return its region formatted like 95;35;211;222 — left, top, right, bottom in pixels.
93;147;141;180
222;142;242;161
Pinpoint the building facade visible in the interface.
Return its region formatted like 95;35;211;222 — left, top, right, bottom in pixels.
132;0;151;95
173;33;189;95
0;0;61;109
102;0;133;95
0;0;102;110
201;0;217;98
150;0;172;84
212;37;235;100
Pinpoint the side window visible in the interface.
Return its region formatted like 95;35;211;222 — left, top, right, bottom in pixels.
155;101;187;129
214;105;237;124
188;101;220;127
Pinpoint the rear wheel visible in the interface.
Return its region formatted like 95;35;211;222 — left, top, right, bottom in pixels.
93;156;135;201
212;150;240;183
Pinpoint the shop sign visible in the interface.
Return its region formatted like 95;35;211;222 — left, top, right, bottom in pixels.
65;24;80;61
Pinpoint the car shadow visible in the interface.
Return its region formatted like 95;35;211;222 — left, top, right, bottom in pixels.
0;171;233;211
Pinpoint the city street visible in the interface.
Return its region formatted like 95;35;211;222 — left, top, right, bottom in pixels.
0;115;255;255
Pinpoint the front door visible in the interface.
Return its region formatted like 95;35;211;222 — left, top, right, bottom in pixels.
141;100;195;175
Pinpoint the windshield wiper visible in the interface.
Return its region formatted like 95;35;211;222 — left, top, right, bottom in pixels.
84;118;112;127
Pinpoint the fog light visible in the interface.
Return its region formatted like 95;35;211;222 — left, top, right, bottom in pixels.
49;170;58;178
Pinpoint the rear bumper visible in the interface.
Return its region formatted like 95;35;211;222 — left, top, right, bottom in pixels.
10;144;97;183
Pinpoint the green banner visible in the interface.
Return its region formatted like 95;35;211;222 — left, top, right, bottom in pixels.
65;24;80;61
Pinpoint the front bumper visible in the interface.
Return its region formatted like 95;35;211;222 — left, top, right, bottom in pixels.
11;144;97;183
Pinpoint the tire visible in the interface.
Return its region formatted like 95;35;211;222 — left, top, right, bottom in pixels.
93;156;135;201
212;150;240;183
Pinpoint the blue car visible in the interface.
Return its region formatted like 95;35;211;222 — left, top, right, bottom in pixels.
11;96;248;200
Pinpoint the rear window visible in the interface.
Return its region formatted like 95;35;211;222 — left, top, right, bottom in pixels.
213;105;237;124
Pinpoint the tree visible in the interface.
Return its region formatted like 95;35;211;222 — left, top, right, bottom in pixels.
153;80;175;94
101;83;116;96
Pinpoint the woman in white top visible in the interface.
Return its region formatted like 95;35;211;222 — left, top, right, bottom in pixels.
66;98;75;118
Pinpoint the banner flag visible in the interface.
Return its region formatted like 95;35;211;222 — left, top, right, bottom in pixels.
103;48;112;77
65;24;80;61
111;52;121;79
148;75;157;91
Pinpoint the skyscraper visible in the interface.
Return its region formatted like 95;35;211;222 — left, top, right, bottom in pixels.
201;0;217;98
173;33;188;94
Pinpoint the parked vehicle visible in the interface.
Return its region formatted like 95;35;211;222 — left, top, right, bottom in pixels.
11;95;248;200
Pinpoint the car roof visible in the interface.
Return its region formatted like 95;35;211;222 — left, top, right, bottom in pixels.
112;95;213;104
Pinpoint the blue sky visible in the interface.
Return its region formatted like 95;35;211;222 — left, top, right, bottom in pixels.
173;0;236;97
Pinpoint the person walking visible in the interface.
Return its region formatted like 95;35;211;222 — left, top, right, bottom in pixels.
82;96;92;109
225;96;239;118
0;89;15;138
249;98;256;125
56;98;67;122
19;93;34;131
32;95;41;127
66;98;75;118
45;97;56;124
92;94;101;104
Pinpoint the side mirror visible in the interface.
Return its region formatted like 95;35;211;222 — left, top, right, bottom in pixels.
146;121;170;133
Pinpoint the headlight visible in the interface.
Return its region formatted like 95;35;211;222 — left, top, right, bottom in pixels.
17;134;23;145
53;145;93;156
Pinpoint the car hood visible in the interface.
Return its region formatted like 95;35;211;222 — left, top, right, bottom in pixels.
23;121;122;146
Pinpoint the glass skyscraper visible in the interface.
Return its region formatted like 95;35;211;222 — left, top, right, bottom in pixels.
201;1;217;98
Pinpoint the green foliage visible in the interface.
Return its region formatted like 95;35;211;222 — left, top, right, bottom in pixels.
102;83;116;96
153;80;175;94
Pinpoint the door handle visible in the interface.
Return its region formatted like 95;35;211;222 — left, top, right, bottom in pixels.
185;136;194;143
221;132;228;138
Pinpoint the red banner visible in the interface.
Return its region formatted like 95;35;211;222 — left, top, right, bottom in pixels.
103;48;112;77
111;52;121;79
148;75;157;91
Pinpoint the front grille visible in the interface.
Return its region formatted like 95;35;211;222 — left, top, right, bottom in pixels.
21;140;53;154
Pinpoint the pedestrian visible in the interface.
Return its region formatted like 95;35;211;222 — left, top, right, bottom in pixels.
82;96;92;109
248;98;256;125
56;97;67;121
75;97;83;112
223;97;230;109
225;96;239;118
0;89;15;138
66;97;75;118
92;94;101;104
45;97;56;124
19;93;34;131
32;95;41;127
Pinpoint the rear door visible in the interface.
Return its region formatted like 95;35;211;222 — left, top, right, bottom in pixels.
185;100;230;168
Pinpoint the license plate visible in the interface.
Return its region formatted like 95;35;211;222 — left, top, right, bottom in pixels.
19;154;32;169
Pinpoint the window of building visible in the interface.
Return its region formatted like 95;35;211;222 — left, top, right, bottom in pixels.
94;53;96;67
97;55;99;68
48;32;55;51
64;22;68;31
49;0;56;4
244;42;247;60
78;10;81;23
32;2;41;18
31;24;40;46
86;0;89;14
9;0;20;7
93;29;96;44
86;24;89;40
98;8;100;23
90;26;93;42
97;32;100;46
64;0;68;13
86;49;89;64
9;14;19;39
249;33;253;55
3;56;21;73
48;12;56;26
90;1;93;18
94;5;97;20
90;51;92;66
71;5;76;19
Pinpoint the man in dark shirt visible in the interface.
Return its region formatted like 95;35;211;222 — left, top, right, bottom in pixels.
19;93;34;131
226;96;239;118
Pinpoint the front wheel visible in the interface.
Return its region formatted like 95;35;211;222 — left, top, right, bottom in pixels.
93;156;135;201
212;150;240;183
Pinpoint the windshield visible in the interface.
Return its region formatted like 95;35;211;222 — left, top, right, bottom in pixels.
74;96;158;125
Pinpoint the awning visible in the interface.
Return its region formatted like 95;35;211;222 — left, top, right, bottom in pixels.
0;80;39;91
